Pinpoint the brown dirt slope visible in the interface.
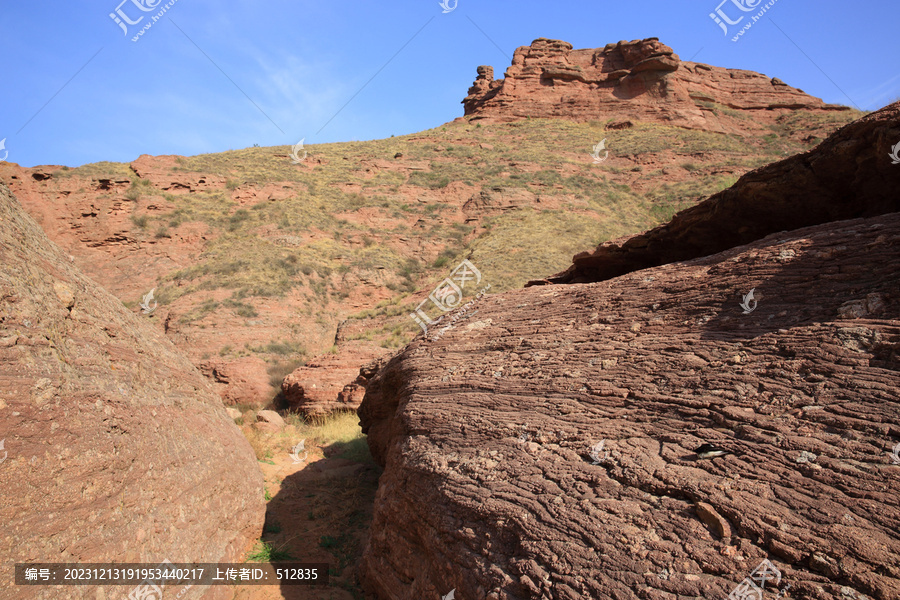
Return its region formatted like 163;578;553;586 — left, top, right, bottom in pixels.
0;183;264;599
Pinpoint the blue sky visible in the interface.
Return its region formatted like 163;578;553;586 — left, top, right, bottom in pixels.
2;0;898;168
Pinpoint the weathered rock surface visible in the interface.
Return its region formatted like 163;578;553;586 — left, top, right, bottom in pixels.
359;104;900;599
0;183;264;598
534;101;900;285
281;342;391;415
130;154;227;194
199;355;273;406
463;38;849;133
359;211;900;599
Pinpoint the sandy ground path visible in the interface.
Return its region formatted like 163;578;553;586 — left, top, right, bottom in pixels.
230;438;381;600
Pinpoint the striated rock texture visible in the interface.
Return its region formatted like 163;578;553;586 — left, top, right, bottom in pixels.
0;183;264;599
463;38;849;133
358;212;900;600
282;342;390;415
534;101;900;285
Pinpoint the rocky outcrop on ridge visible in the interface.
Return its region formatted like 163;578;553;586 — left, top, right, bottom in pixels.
463;38;849;133
533;101;900;285
0;183;264;598
358;104;900;599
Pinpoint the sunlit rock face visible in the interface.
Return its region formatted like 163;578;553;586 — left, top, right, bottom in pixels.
0;182;264;599
463;37;849;134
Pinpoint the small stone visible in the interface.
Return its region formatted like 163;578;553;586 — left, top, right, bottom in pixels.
695;502;732;539
795;450;817;464
53;282;76;309
838;299;868;319
256;410;285;429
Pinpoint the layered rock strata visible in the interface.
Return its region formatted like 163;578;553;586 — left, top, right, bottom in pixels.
463;38;849;133
359;212;900;600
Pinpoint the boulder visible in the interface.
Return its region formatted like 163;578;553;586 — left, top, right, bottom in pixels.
199;356;273;406
256;409;285;428
359;212;900;599
0;183;264;599
281;342;391;416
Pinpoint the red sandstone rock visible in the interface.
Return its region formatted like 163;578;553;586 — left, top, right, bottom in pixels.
199;355;273;406
230;182;300;206
358;105;900;599
256;409;285;428
0;183;264;599
281;342;391;415
463;38;849;134
131;154;226;194
359;212;900;600
462;188;539;219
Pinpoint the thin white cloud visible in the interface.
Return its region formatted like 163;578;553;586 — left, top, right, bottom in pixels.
854;73;900;110
243;47;354;142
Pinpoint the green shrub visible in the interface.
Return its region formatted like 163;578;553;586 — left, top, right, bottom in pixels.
246;540;293;562
408;171;450;189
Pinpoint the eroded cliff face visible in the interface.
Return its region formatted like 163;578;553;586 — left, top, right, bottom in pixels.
358;104;900;599
0;183;264;599
463;38;849;134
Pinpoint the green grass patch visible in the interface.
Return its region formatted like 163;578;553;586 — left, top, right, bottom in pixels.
246;540;293;562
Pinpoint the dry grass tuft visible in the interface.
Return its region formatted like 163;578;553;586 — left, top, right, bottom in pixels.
241;409;368;463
